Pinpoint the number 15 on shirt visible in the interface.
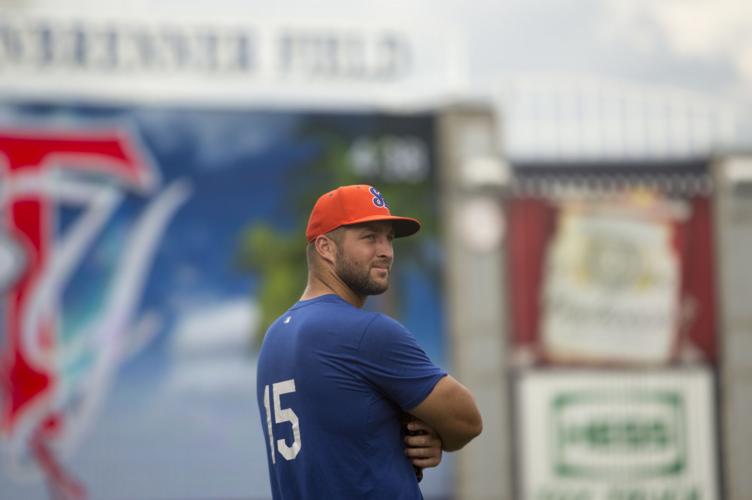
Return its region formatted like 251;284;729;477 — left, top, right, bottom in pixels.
262;379;302;464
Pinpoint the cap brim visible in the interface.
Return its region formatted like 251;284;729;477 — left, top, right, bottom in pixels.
342;215;421;238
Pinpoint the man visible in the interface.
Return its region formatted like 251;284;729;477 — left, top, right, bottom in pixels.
256;185;482;499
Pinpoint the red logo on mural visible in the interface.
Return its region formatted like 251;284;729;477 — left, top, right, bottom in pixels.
0;128;157;498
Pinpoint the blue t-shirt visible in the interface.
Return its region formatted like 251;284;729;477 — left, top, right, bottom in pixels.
256;294;447;500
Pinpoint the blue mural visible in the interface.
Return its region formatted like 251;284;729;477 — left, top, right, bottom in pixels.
0;104;449;499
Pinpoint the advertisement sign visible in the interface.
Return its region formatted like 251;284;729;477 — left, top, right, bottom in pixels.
517;369;718;500
0;104;446;499
540;193;684;364
506;167;719;366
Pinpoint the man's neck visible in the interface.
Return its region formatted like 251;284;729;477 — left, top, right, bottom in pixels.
300;273;365;308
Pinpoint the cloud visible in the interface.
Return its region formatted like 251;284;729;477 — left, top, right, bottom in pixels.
171;297;258;357
162;297;259;395
602;0;752;91
435;0;746;102
651;0;751;57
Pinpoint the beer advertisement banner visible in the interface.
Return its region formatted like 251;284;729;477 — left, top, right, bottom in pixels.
516;369;718;500
506;167;719;367
0;103;447;499
540;193;683;364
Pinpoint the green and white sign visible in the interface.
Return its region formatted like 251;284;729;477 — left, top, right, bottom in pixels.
517;369;718;500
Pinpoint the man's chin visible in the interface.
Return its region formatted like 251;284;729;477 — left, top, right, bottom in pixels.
366;278;389;296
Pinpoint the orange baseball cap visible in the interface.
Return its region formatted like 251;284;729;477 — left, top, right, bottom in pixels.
305;185;421;242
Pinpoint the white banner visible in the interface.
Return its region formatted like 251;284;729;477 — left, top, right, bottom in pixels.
541;194;684;364
517;369;718;500
0;3;466;108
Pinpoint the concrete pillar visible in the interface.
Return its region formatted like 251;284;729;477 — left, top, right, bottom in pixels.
713;156;752;500
437;105;512;500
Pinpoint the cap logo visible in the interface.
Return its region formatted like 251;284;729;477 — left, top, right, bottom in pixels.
370;186;389;208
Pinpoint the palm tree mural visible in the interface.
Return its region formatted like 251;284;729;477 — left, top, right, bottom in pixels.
235;114;439;349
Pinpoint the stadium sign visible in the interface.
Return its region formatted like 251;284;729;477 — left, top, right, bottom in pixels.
517;369;718;500
0;6;463;107
553;391;685;479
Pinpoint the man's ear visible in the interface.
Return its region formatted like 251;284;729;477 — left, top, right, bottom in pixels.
314;235;337;264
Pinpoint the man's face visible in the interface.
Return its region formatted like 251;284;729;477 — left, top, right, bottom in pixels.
333;221;395;296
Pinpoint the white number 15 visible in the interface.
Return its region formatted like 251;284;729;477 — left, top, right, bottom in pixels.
262;379;302;463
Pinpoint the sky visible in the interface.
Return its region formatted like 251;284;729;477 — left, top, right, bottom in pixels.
453;0;751;100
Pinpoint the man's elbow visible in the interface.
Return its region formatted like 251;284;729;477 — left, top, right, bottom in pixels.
443;412;483;452
470;413;483;440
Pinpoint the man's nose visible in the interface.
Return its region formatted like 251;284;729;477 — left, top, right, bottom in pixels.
377;236;394;259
